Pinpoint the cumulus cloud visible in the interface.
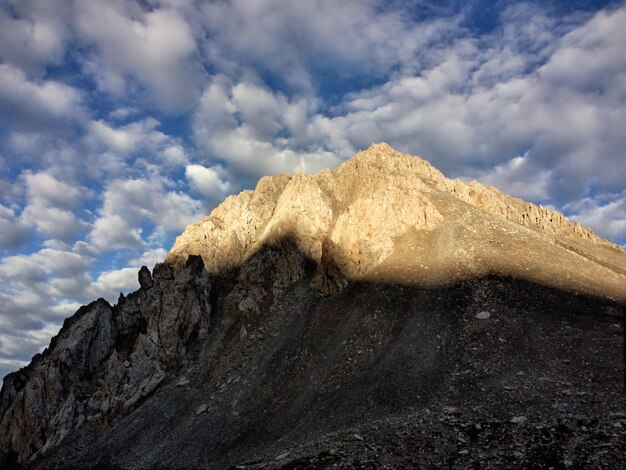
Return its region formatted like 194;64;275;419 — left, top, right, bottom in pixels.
565;191;626;245
470;155;553;202
0;249;91;292
88;120;151;154
185;164;231;197
199;0;457;93
0;322;61;378
83;117;191;177
88;176;202;253
21;171;86;241
0;64;84;131
24;172;82;209
270;5;625;203
108;106;139;121
0;205;30;250
0;248;94;359
193;77;341;179
0;242;165;378
90;267;139;301
129;247;168;268
76;0;204;111
0;0;71;77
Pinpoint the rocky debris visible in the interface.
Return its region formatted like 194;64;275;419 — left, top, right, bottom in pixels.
227;408;626;470
176;377;190;387
0;256;211;466
11;272;620;470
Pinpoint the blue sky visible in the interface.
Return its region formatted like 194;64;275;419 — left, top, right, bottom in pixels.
0;0;625;378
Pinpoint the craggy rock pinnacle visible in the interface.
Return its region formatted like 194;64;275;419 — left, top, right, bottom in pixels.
167;143;625;300
0;257;211;466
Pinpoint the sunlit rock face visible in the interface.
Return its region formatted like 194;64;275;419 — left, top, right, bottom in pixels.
168;143;625;300
1;144;625;469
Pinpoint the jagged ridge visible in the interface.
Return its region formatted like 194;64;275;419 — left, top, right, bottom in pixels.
0;257;211;465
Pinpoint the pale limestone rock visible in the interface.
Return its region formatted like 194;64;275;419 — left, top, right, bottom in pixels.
167;142;625;300
166;174;292;271
330;190;442;276
262;173;334;262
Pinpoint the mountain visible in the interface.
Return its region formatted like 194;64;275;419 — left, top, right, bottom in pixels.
1;143;624;469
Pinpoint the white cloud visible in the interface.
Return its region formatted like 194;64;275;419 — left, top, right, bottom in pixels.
274;5;626;202
193;77;341;178
470;155;553;202
20;204;80;243
108;106;139;120
185;164;231;197
199;0;457;92
0;244;149;376
87;118;166;153
0;248;90;280
88;176;202;253
48;272;93;301
565;191;626;244
24;172;82;209
0;205;30;250
540;7;626;92
129;248;168;268
0;323;61;361
90;267;139;301
0;0;70;77
20;171;86;241
187;4;626;248
83;117;191;177
161;146;189;166
88;120;144;154
0;249;94;351
89;212;144;253
76;0;203;111
0;63;83;131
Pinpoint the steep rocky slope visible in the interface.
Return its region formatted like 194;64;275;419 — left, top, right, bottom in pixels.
1;144;624;469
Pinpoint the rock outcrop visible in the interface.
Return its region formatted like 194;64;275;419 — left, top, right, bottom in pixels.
1;143;624;468
0;257;211;466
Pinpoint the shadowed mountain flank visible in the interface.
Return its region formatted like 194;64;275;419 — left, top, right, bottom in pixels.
1;145;624;469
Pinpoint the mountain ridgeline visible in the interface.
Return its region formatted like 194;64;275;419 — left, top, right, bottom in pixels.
1;144;625;469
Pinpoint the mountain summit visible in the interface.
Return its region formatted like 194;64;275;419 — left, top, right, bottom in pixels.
1;144;624;469
168;143;624;299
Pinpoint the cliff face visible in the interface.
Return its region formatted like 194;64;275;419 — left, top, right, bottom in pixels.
1;144;624;468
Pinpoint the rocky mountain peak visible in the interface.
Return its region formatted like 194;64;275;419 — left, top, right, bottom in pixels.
1;144;624;469
167;143;625;300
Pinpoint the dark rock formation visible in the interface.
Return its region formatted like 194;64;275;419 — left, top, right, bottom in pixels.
0;256;211;467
